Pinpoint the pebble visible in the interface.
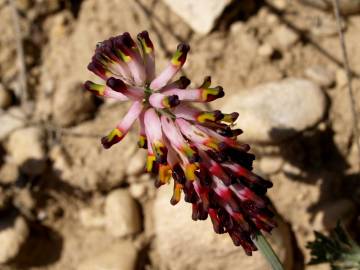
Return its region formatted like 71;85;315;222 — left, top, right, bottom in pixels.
125;150;146;176
271;25;298;49
77;241;137;270
6;126;47;175
105;189;141;237
0;214;29;264
0;84;12;109
153;184;293;270
162;0;232;34
222;78;327;144
259;156;284;175
257;43;274;58
0;162;20;184
129;183;147;199
0;107;26;141
299;0;360;15
305;65;335;87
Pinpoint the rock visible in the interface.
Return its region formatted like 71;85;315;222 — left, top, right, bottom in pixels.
0;84;12;109
222;78;326;143
6;126;46;175
153;184;293;270
77;241;137;270
129;182;147;199
305;66;335;87
126;150;146;176
52;80;96;127
0;107;26;141
259;156;284;175
0;162;20;184
313;199;356;230
105;189;141;237
299;0;360;15
270;25;298;49
257;43;274;58
0;214;29;264
161;0;232;34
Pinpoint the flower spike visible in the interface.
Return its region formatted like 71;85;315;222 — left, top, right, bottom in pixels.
83;31;276;256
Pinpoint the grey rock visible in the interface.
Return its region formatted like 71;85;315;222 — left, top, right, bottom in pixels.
0;215;29;264
162;0;232;34
105;189;141;237
77;241;137;270
0;107;26;141
222;78;327;144
6;126;47;175
153;184;293;270
299;0;360;15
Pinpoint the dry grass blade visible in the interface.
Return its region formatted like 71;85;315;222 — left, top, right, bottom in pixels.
9;0;29;105
332;0;360;172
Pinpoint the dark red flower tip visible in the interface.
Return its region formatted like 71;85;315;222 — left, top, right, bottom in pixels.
177;76;191;89
106;77;127;92
137;30;154;50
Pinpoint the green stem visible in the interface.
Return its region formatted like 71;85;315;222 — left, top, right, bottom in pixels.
251;231;284;270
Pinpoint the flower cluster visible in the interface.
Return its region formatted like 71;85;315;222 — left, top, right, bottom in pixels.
83;31;276;255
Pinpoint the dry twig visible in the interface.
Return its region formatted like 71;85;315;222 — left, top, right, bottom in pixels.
9;0;29;105
332;0;360;171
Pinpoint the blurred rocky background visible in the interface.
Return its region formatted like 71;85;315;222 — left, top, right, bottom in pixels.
0;0;359;269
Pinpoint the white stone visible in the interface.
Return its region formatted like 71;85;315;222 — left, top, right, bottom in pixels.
222;78;326;143
153;184;293;270
162;0;232;34
0;215;29;264
6;126;46;175
0;107;25;141
259;156;284;175
305;66;335;87
77;241;137;270
105;189;141;237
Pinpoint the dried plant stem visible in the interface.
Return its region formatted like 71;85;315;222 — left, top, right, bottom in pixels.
252;231;284;270
9;0;29;104
332;0;360;171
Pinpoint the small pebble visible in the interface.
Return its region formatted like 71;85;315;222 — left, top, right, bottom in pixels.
258;43;274;58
